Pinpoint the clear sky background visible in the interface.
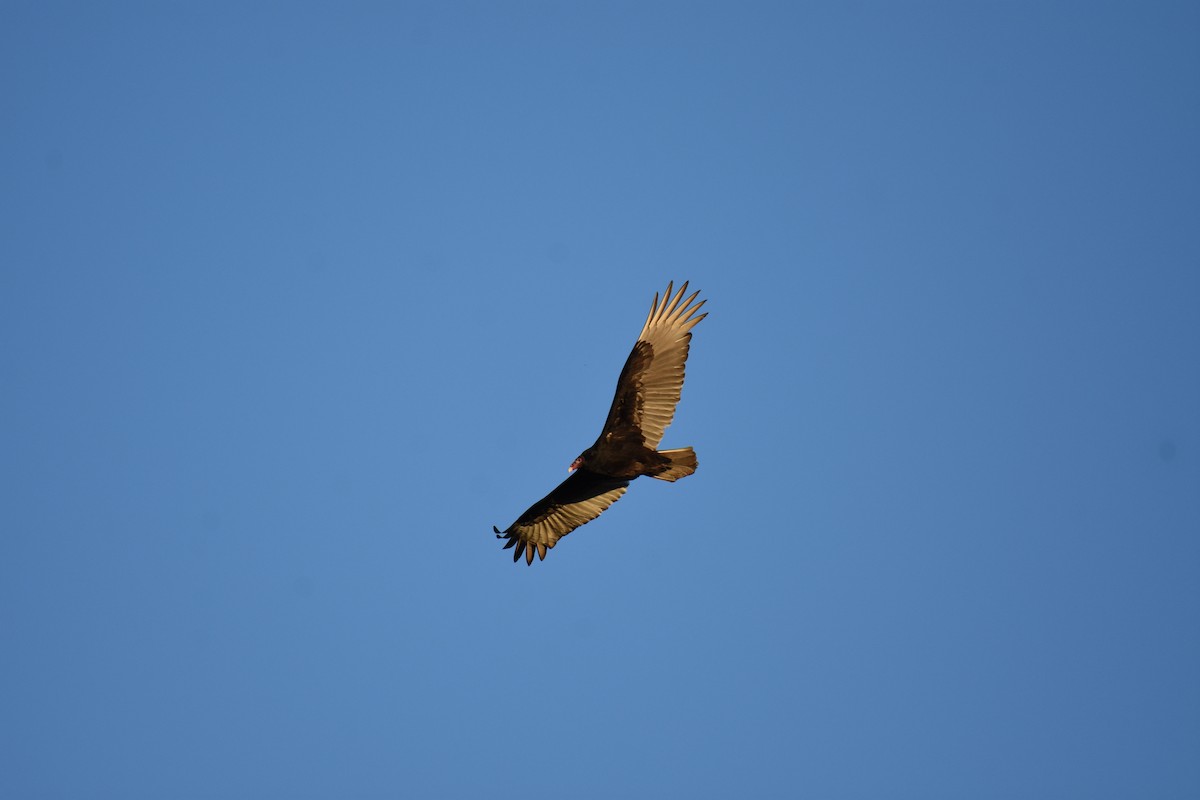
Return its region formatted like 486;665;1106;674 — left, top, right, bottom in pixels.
2;2;1198;798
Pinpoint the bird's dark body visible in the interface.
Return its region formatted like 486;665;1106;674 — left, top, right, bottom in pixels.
576;436;675;480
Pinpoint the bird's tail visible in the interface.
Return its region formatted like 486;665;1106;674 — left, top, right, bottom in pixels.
652;447;697;481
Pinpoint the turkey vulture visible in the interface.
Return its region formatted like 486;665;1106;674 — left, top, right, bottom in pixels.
493;281;707;565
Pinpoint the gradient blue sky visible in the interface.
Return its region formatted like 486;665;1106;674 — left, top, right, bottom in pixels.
3;2;1198;798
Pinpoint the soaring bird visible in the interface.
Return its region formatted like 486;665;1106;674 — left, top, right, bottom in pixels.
493;281;707;565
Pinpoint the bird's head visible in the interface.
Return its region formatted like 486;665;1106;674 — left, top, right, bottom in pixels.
571;443;600;472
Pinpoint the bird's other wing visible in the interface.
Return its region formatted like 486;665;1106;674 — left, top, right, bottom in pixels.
601;281;707;449
493;469;629;565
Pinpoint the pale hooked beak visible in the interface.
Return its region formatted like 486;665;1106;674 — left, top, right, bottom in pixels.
569;456;583;473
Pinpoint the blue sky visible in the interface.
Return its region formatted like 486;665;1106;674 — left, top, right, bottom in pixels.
2;2;1198;797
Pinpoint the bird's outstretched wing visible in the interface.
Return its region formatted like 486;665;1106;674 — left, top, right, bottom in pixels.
601;281;707;449
494;469;629;565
